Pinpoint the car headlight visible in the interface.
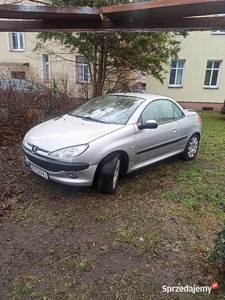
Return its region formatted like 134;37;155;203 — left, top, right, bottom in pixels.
49;144;89;162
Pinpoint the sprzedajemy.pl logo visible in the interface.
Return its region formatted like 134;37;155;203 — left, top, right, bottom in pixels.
162;282;219;294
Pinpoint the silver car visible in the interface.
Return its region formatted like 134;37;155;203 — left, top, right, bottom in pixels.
22;93;202;193
0;79;39;93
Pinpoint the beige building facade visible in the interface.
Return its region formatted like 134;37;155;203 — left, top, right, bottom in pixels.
0;28;88;96
0;28;145;97
147;31;225;111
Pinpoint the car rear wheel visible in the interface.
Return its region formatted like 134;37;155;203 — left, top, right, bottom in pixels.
181;133;200;161
98;155;121;194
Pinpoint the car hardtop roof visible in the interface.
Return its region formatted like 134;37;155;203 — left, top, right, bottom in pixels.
109;92;173;102
0;79;38;90
0;79;32;85
1;78;25;81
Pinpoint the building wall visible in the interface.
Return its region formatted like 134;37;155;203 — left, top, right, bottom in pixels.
0;28;86;96
147;31;225;109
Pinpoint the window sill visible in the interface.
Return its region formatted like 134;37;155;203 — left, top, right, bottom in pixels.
211;32;225;35
9;49;25;52
168;85;183;88
203;86;219;89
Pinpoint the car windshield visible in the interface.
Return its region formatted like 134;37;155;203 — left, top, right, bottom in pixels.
69;95;145;125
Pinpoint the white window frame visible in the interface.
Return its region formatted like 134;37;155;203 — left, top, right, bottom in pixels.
8;32;25;51
76;56;89;83
168;59;185;88
204;60;221;89
211;14;225;34
42;54;50;81
212;30;225;35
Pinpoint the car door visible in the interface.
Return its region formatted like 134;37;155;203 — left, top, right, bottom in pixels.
134;99;182;165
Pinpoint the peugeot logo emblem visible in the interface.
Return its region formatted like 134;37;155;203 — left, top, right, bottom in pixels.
32;145;38;154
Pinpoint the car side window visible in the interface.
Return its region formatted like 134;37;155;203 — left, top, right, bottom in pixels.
156;100;173;123
172;102;183;119
157;99;183;124
159;100;172;122
141;99;183;125
23;82;31;89
17;80;23;89
142;101;159;123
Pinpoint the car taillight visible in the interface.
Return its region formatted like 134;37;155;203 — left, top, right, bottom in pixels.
198;116;202;123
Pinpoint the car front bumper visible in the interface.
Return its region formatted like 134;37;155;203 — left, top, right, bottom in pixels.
23;147;97;186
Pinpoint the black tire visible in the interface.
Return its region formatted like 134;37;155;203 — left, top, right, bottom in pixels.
181;133;200;161
98;155;121;194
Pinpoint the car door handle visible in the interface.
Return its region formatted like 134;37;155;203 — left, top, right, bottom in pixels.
172;127;177;133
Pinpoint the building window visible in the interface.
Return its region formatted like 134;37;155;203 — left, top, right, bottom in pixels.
76;56;89;83
212;30;225;34
140;83;146;93
11;71;26;80
212;14;225;34
204;60;221;88
9;32;25;51
42;54;50;81
169;59;185;87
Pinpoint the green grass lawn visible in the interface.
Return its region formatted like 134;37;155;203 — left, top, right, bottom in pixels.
0;111;225;300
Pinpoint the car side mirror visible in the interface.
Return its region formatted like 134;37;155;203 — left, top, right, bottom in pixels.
139;119;158;129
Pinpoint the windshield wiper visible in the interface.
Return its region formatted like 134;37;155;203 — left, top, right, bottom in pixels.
69;114;108;123
81;116;107;123
70;114;83;118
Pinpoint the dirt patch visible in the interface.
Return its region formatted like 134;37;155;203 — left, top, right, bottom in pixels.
0;139;223;299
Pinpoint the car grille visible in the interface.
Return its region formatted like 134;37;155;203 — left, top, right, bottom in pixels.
23;147;89;172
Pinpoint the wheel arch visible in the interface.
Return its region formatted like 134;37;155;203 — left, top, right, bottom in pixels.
180;132;201;161
93;150;129;183
191;131;201;144
193;131;201;140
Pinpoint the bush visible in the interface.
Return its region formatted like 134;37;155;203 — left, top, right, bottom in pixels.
0;80;84;123
211;225;225;264
0;79;85;145
38;87;84;117
0;89;38;126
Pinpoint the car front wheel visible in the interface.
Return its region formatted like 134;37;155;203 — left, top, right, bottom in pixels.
181;133;200;161
98;155;121;194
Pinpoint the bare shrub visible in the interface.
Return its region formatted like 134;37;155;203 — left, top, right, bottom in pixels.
37;85;85;117
0;89;39;128
0;77;85;121
0;77;87;145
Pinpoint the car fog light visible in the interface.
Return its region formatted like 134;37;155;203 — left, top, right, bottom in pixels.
68;171;78;179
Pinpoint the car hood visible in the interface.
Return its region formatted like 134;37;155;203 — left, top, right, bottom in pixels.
25;114;123;151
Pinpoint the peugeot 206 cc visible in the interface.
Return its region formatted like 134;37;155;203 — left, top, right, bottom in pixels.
22;93;202;193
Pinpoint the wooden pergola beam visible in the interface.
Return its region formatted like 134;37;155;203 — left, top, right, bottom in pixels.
0;4;101;20
0;16;224;32
102;0;225;20
0;0;225;32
